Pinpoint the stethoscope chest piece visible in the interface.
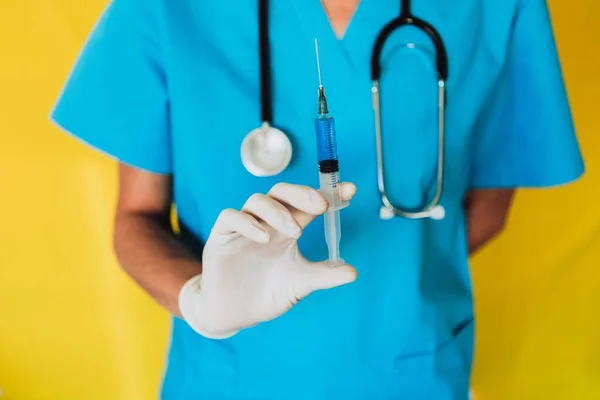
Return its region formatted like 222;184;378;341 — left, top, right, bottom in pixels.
241;122;292;177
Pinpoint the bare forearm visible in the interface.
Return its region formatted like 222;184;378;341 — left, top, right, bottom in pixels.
465;189;515;255
467;219;503;254
113;212;202;317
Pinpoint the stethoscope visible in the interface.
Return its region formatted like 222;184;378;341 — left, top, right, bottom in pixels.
241;0;447;220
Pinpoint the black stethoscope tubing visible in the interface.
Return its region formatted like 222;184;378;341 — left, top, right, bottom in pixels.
258;0;273;125
371;0;448;82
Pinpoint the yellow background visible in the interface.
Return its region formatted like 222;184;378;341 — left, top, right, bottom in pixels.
0;1;598;399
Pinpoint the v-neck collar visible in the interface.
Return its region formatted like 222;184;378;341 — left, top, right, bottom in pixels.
290;0;397;73
290;0;363;69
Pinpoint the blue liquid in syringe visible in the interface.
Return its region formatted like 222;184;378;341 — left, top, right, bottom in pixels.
314;115;340;176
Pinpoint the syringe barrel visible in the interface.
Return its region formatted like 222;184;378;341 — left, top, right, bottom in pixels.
314;115;339;173
319;171;343;210
314;113;346;266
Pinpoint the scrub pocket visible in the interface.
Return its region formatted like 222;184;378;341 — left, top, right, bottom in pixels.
392;316;475;400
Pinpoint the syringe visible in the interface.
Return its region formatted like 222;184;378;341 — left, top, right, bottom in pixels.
313;39;348;266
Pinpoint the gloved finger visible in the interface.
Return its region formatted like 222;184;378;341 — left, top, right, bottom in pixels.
267;183;328;227
268;182;357;228
339;182;357;202
294;262;358;299
298;182;357;227
242;193;302;238
211;208;270;244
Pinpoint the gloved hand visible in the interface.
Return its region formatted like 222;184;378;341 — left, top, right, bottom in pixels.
178;182;358;339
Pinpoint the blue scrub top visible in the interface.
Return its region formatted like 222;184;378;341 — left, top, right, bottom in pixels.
51;0;584;398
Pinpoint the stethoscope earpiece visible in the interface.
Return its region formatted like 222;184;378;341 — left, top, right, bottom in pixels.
379;204;446;220
379;206;396;220
429;205;445;220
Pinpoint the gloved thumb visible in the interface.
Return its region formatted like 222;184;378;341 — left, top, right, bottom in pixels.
294;262;357;299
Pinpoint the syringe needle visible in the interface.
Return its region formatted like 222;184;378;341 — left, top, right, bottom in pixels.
314;38;329;116
314;38;322;87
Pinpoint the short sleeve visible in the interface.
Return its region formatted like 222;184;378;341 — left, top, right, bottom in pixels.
469;0;585;189
50;0;171;174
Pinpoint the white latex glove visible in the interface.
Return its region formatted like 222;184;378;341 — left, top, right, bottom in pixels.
178;182;358;339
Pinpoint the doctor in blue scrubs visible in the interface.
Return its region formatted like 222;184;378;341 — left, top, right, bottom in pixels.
51;0;584;398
